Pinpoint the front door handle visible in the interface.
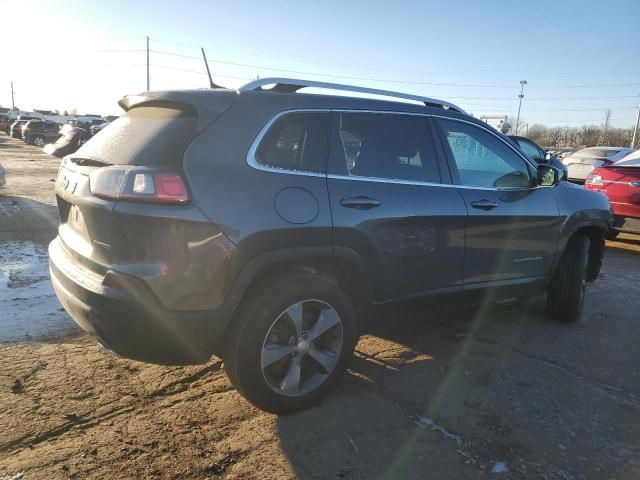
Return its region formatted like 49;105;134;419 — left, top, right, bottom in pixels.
470;199;498;211
340;196;381;210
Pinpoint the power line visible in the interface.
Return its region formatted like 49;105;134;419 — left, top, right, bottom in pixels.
448;95;639;101
149;64;251;81
149;37;640;80
150;49;640;89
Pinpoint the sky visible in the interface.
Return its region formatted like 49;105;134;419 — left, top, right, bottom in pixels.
1;0;639;128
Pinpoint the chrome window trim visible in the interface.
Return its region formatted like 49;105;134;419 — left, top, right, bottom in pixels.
245;108;331;178
245;108;541;191
325;174;531;191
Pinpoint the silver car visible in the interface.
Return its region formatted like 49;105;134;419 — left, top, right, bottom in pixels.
0;163;5;187
563;146;635;182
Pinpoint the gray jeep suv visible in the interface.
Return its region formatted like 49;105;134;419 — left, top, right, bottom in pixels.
49;78;611;413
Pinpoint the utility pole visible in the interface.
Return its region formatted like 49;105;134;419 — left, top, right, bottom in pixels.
10;81;15;110
631;103;640;149
597;109;611;146
146;36;150;91
515;80;527;135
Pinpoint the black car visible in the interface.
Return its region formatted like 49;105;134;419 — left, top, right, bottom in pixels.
508;135;569;180
43;125;90;157
89;121;110;136
9;116;42;138
22;120;61;147
9;119;29;138
49;78;610;413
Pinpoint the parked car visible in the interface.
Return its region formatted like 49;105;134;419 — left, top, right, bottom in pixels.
90;121;110;136
0;115;11;134
557;149;576;160
10;120;30;138
49;78;611;413
563;146;635;183
22;120;61;147
78;118;108;132
0;163;5;187
43;125;90;157
585;152;640;238
507;135;568;180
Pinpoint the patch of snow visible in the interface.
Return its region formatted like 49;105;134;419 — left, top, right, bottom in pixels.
491;462;509;474
0;241;79;342
415;416;463;447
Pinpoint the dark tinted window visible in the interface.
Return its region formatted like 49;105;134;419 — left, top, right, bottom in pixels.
438;119;533;188
516;138;544;161
337;113;440;182
256;112;330;174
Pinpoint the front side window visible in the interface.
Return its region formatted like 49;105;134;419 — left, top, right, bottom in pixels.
516;139;543;162
438;119;533;189
337;112;440;183
255;112;330;174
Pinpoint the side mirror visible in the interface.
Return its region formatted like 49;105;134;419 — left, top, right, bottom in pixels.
537;164;560;187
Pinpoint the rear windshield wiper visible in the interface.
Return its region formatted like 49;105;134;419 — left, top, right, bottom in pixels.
69;157;112;167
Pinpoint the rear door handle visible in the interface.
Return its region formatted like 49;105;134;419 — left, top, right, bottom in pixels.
470;199;498;211
340;196;381;210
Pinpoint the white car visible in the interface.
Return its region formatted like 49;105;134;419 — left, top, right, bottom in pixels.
563;146;636;183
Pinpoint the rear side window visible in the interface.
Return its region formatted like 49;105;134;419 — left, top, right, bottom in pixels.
74;106;197;165
438;119;533;189
255;112;330;174
336;112;440;183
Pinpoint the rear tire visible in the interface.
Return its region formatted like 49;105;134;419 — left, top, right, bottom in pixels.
33;135;45;147
223;271;358;414
547;234;590;323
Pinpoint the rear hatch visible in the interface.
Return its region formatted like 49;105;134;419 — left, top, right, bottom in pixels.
54;91;237;274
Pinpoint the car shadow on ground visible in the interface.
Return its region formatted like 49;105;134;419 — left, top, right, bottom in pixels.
274;298;558;479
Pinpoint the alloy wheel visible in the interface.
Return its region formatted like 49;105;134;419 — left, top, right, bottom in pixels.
261;299;343;397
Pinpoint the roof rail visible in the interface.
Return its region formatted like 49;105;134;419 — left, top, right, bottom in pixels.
238;77;466;114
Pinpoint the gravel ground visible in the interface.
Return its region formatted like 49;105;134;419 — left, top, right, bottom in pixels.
1;135;639;479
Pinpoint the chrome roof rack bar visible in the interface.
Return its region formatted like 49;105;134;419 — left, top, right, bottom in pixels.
238;77;466;114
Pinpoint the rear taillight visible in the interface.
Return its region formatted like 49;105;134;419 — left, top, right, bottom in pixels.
89;167;189;204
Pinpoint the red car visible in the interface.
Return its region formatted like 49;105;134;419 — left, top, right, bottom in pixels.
585;153;640;238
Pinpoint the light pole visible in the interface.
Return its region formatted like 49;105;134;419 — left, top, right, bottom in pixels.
632;103;640;149
515;80;527;135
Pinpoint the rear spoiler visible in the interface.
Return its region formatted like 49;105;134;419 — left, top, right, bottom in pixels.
118;89;237;133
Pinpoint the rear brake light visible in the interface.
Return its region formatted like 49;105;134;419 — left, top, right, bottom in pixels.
89;167;189;204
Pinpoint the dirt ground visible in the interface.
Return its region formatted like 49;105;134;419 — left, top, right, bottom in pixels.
1;135;640;480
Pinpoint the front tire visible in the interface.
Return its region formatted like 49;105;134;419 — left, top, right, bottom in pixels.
547;234;590;322
223;272;358;414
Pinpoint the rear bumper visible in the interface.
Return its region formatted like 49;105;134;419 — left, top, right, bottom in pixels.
611;215;640;234
49;237;228;365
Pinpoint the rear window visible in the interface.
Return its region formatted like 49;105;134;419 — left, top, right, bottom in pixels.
576;148;621;158
74;106;197;165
